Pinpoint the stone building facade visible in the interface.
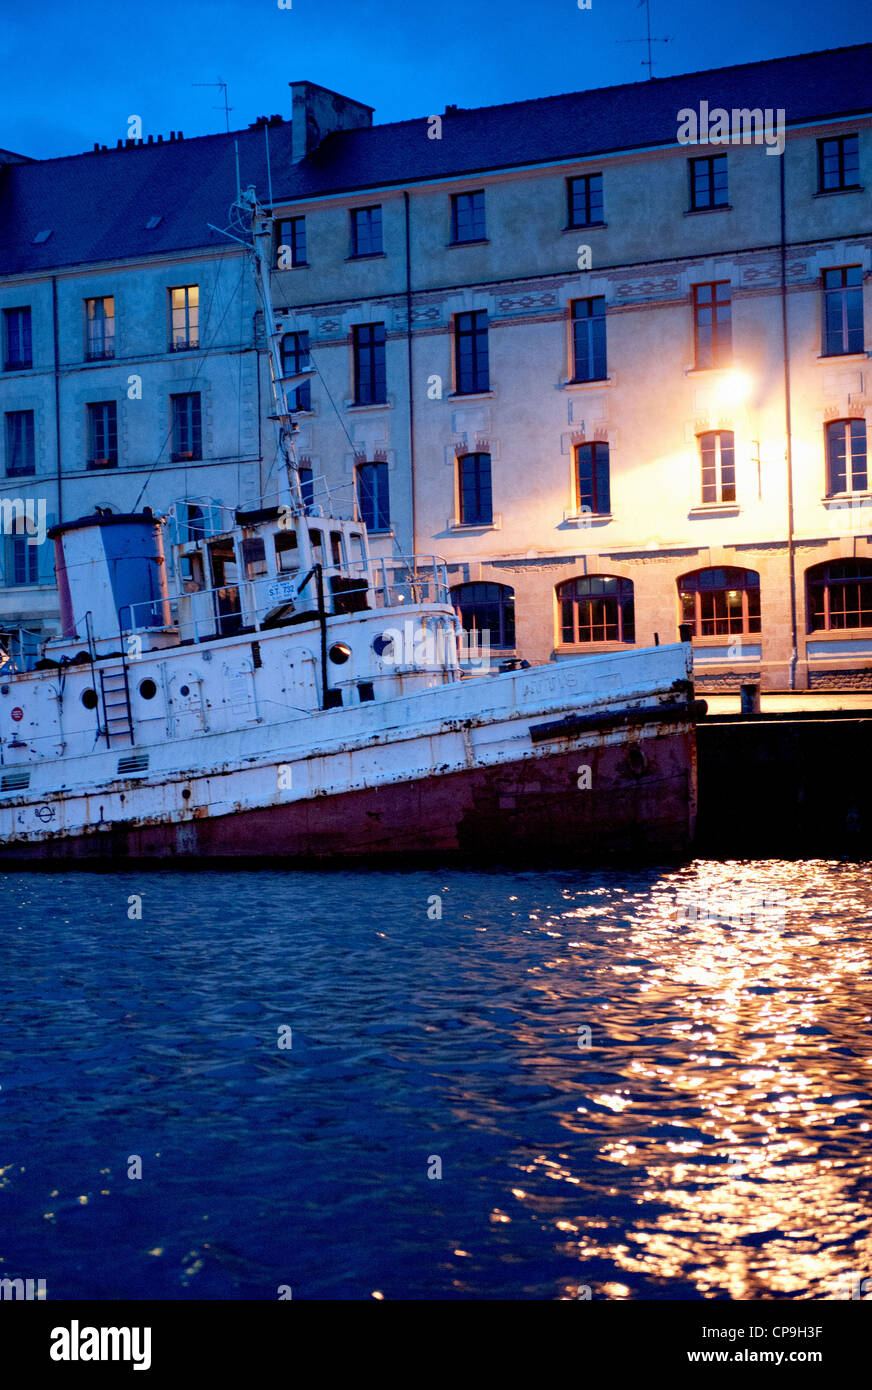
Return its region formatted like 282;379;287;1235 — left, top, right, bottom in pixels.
2;51;870;689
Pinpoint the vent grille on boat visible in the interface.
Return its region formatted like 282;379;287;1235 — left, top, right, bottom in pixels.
117;752;149;776
1;768;31;791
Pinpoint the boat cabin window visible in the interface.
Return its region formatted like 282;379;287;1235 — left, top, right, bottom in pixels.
181;551;206;592
242;537;267;579
349;532;365;564
275;530;299;573
186;504;206;541
209;540;242;635
330;531;343;566
309;529;324;566
209;540;238;588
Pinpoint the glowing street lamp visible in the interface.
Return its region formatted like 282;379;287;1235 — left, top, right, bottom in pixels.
717;369;751;405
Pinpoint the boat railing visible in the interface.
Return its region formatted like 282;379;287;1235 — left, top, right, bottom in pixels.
117;555;453;642
296;474;356;520
0;624;44;673
334;555;451;609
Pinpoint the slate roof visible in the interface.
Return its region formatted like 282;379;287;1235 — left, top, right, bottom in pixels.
293;42;872;197
1;42;870;277
0;124;294;276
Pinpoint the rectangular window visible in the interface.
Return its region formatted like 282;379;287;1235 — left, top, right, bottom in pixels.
451;191;486;243
242;537;267;579
826;419;867;495
350;205;383;257
352;323;386;405
693;281;732;368
85;296;115;360
5;410;35;476
357;461;390;531
575;442;610;514
281;331;311;410
6;532;39;585
818;133;860;192
567;173;604;227
169;285;199;351
458;452;493;526
277;216;307;267
86;401;118;469
690;154;728;210
171;392;202;461
299;465;314;507
454;311;489;395
275;529;299;573
823;267;864;355
700;431;736;503
571;297;607;381
4;307;32;370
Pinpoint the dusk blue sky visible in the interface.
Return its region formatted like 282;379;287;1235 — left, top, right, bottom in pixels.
4;0;871;160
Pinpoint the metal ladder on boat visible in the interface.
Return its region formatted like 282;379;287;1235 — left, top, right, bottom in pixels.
98;661;135;748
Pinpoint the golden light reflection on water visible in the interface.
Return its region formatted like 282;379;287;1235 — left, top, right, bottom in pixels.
518;861;872;1300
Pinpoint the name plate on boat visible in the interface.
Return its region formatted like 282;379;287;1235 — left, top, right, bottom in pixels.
266;580;297;605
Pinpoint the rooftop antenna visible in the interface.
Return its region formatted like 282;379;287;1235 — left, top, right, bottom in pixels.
617;0;671;79
193;78;232;132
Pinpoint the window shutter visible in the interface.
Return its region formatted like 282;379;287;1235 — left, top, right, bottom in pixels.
38;512;56;585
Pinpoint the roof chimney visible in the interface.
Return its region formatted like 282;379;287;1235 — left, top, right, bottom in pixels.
289;81;373;164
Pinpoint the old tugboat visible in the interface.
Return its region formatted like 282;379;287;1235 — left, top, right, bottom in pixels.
0;194;704;865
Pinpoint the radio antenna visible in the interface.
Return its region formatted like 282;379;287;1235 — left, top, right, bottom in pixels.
616;0;671;79
193;78;232;132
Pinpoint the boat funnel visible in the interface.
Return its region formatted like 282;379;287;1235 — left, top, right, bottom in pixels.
48;509;171;641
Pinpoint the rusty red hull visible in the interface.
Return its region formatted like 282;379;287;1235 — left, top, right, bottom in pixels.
0;725;696;865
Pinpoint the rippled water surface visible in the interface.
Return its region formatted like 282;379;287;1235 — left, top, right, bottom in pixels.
1;861;871;1300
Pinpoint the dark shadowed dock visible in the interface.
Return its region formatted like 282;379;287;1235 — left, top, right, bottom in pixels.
695;700;872;857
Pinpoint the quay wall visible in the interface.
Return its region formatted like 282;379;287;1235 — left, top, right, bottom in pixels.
695;713;872;857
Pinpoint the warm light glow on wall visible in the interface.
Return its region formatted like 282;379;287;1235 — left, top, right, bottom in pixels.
717;370;751;405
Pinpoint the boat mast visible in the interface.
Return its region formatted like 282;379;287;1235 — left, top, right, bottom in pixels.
242;186;304;511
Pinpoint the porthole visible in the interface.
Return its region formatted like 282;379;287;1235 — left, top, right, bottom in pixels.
81;688;98;710
329;643;352;665
372;633;394;658
179;684;190;696
139;678;157;700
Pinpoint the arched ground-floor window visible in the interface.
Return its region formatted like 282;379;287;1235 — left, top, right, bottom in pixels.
807;560;872;630
451;582;515;648
678;567;760;636
557;575;635;644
